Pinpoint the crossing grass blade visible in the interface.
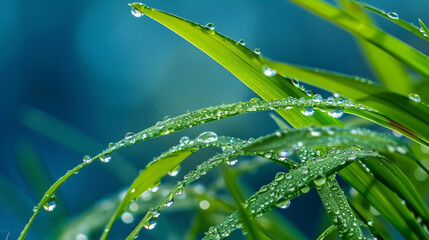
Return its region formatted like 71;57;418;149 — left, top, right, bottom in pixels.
263;61;429;147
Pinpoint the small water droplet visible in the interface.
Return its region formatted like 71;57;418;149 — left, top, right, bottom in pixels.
262;66;276;77
387;12;399;20
144;217;158;230
131;8;144;18
43;195;57;211
301;186;310;193
164;198;174;207
100;153;111;163
312;94;323;103
277;200;291;209
179;136;190;145
150;185;160;193
253;48;261;55
408;93;421;103
328;109;343;118
125;132;136;143
197;131;218;143
205;22;215;30
237;39;245;45
83;155;91;163
367;219;374;227
301;107;315;117
33;206;38;212
168;166;181;176
291;79;300;87
226;158;238;166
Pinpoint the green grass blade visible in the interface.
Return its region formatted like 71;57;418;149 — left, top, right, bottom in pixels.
420;19;429;38
288;0;429;79
264;61;429;147
316;225;337;240
341;163;429;240
341;0;412;95
348;0;429;43
129;3;341;128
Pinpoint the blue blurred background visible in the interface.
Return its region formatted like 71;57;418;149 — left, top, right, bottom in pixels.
1;0;428;239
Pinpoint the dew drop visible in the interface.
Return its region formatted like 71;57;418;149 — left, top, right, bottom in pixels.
408;93;421;103
278;149;293;159
197;131;218;143
179;136;190;145
33;206;38;212
131;8;143;18
253;48;261;55
291;79;300;87
125;132;136;143
262;66;276;77
144;217;158;230
43;195;57;211
277;200;291;209
151;209;161;217
82;155;91;163
314;177;327;187
199;200;210;210
205;22;215;30
312;94;323;103
76;234;88;240
168;166;181;177
226;158;238;166
387;12;399;20
165;198;174;207
100;153;111;163
301;186;310;193
367;219;374;227
237;39;245;45
328;109;343;118
301;107;315;117
150;184;160;193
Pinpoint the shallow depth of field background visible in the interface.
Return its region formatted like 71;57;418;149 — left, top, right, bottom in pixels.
1;0;429;239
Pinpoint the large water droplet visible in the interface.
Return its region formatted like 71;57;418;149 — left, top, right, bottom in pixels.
226;158;238;166
205;22;215;30
237;39;245;45
197;131;218;143
312;94;323;103
277;200;291;209
291;79;300;87
164;198;174;207
125;132;135;143
328;109;343;118
408;93;421;103
131;8;144;18
144;217;158;230
100;153;111;163
168;166;181;177
43;195;57;211
253;48;261;55
179;136;190;145
262;66;276;77
314;177;327;187
301;107;315;117
83;155;91;163
387;12;399;20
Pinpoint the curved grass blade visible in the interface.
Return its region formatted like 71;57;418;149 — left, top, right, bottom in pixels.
348;0;429;43
340;163;429;240
341;0;412;95
263;61;429;147
129;2;341;128
288;0;429;79
420;19;429;38
202;147;381;239
317;177;364;239
316;225;336;240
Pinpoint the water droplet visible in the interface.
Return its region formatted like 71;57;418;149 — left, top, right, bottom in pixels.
165;198;174;207
76;234;88;240
367;219;374;227
125;132;136;143
43;195;57;211
237;39;245;45
301;186;310;193
253;48;261;55
197;131;218;143
277;200;291;209
408;93;421;103
333;92;341;98
226;158;238;166
205;22;215;30
144;217;158;230
168;166;181;176
312;94;323;103
199;200;210;210
314;177;327;187
150;185;160;193
131;8;143;18
262;66;276;77
100;153;111;163
291;79;300;87
387;12;399;20
83;155;91;163
301;107;315;117
121;212;134;224
33;206;38;212
278;149;293;160
328;109;343;118
305;89;315;97
179;136;190;145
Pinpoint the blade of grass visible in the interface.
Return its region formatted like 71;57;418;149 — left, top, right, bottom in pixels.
288;0;429;79
340;0;412;95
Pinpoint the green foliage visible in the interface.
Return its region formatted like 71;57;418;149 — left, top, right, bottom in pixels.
18;1;429;239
